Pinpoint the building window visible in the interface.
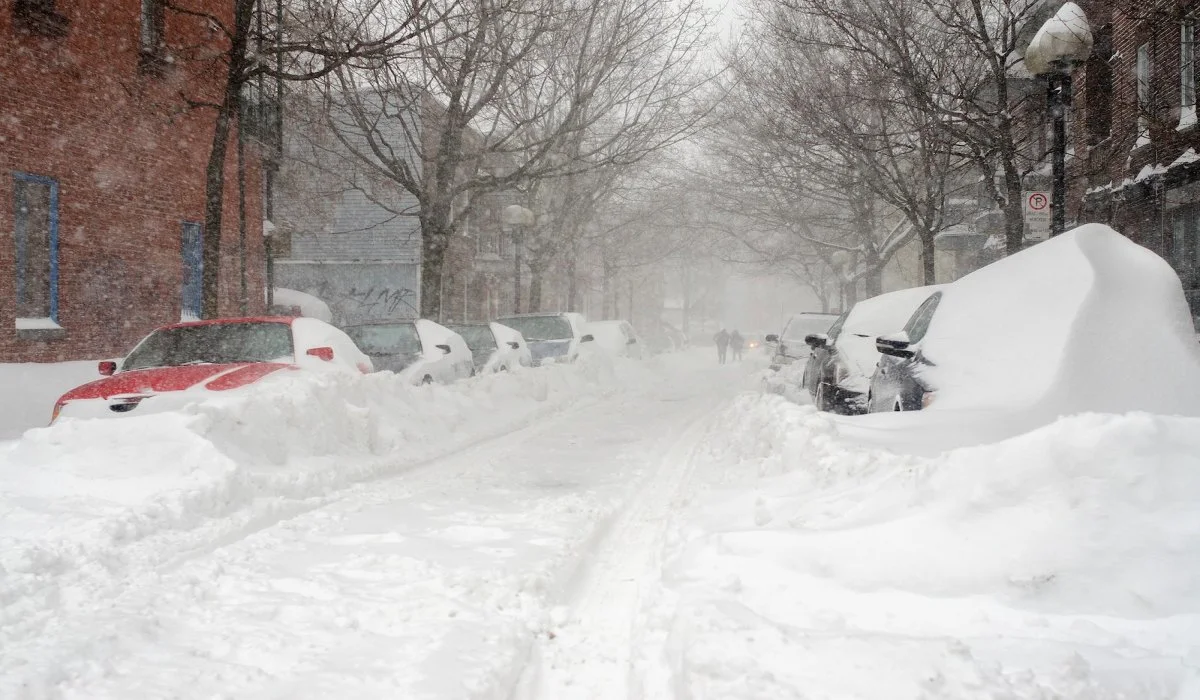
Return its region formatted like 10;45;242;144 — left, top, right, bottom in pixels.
12;0;69;37
139;0;166;73
1086;24;1113;145
12;173;60;326
1183;21;1197;130
1136;42;1152;147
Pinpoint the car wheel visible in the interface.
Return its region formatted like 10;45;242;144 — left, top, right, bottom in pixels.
894;397;903;412
499;364;509;372
422;375;433;385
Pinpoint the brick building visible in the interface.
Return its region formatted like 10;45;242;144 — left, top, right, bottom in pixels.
1;0;265;363
1069;0;1200;318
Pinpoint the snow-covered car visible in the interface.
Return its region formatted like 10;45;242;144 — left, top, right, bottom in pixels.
447;322;533;373
767;312;840;370
494;312;594;366
802;286;944;414
51;316;371;423
867;225;1200;416
585;319;645;359
344;319;474;385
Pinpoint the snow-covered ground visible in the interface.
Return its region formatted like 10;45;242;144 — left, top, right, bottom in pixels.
0;350;751;698
634;393;1200;699
3;342;1200;699
0;361;102;440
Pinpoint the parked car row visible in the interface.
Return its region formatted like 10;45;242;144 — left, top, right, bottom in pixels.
50;311;650;424
775;225;1200;416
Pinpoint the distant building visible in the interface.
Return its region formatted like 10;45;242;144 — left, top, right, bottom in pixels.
0;0;267;362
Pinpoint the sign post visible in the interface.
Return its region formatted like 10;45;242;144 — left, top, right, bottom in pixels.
1024;191;1052;241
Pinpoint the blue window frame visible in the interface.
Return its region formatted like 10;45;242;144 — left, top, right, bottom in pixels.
181;221;203;320
13;172;59;323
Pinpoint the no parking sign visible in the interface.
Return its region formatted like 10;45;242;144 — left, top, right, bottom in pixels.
1024;191;1051;240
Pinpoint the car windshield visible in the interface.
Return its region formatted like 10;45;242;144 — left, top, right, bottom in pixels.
122;322;294;370
449;325;497;351
345;323;422;355
784;316;838;342
496;315;572;341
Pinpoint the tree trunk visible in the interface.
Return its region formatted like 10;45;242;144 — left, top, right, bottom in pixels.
566;239;578;311
920;230;936;285
864;268;883;298
200;0;253;319
1003;192;1025;256
201;95;237;319
528;263;545;312
420;211;451;319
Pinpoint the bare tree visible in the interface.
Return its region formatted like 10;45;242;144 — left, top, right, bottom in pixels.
165;0;425;318
780;0;1047;256
322;0;717;318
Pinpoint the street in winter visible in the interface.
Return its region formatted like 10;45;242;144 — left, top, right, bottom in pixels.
6;0;1200;699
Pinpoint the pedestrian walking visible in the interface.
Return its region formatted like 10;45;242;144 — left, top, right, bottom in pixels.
714;329;730;364
730;330;745;361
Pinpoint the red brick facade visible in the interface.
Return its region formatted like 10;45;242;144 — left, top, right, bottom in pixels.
1071;0;1200;316
1;0;265;363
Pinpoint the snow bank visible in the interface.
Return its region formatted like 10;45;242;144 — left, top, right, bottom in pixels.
648;392;1200;698
0;357;657;649
922;224;1200;417
0;361;104;440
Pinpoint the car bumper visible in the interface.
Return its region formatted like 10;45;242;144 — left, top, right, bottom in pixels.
818;383;868;415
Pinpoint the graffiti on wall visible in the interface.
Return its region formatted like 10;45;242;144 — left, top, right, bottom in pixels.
275;262;421;324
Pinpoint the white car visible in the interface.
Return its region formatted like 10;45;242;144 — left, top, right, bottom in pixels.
494;312;594;366
344;319;474;385
585;319;645;359
767;312;840;369
448;322;533;373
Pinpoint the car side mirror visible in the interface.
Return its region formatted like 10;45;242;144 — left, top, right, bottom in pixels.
508;341;521;350
306;346;335;362
98;360;118;376
804;333;829;349
580;334;595;343
876;333;914;359
765;334;779;343
436;343;452;354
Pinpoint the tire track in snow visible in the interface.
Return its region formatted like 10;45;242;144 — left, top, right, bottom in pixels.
509;399;720;700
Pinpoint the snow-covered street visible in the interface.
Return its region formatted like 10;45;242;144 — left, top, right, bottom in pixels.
6;349;1200;699
0;352;750;698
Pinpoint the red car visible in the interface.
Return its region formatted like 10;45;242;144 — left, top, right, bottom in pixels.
52;317;372;423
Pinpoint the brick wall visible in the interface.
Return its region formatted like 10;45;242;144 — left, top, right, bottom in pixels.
1073;0;1200;252
0;0;265;363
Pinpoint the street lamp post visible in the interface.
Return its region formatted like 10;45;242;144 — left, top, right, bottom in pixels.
1025;2;1093;237
503;204;535;313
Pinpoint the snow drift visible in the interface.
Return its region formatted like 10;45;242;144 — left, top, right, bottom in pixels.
647;392;1200;698
920;224;1200;417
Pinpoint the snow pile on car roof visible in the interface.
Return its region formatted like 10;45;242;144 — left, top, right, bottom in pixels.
922;224;1200;417
647;392;1200;697
271;287;332;322
837;285;944;386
